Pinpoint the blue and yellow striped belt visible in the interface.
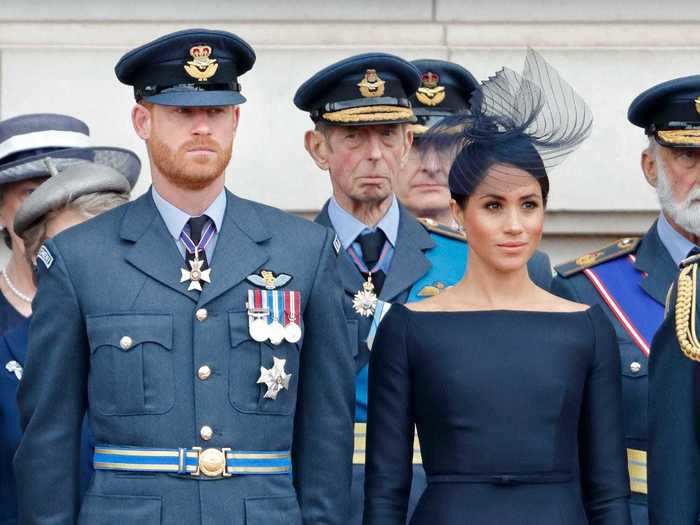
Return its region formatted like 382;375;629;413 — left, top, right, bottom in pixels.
94;445;291;478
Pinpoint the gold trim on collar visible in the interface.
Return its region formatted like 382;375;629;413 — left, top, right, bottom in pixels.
322;105;415;124
657;129;700;145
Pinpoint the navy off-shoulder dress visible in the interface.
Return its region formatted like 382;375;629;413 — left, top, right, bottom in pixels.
363;304;632;525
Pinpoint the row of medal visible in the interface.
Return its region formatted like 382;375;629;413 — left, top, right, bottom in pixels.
246;289;302;345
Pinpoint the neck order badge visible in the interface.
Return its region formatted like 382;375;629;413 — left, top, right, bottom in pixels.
347;239;390;317
179;220;215;291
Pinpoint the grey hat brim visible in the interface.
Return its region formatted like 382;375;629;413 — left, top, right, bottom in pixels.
144;91;246;107
14;163;131;236
0;147;140;188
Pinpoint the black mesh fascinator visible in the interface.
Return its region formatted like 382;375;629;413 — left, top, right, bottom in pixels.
422;49;593;199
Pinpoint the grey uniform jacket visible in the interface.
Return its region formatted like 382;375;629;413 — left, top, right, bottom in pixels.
14;189;354;525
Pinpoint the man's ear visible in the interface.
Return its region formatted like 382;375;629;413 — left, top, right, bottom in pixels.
641;148;658;188
232;106;240;132
304;129;331;171
132;103;152;141
399;126;414;168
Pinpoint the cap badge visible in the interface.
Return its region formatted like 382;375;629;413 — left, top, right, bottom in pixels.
695;97;700;116
358;69;386;98
416;71;446;106
184;45;219;82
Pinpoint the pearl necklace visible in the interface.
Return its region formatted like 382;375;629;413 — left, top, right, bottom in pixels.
2;269;33;303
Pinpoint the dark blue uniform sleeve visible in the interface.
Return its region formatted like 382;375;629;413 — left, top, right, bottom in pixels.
293;228;355;524
363;305;413;525
580;307;632;525
14;239;89;525
528;250;553;291
648;315;700;525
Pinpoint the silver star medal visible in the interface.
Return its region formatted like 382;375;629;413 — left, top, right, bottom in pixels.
180;249;211;291
5;360;23;380
352;274;378;317
257;356;292;400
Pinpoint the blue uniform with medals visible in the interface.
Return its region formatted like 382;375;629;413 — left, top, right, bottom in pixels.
15;189;354;525
552;218;683;525
14;29;354;525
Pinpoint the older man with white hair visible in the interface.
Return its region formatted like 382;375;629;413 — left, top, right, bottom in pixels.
552;75;700;525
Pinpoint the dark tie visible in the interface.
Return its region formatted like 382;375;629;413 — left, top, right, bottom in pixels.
186;215;211;269
357;230;387;294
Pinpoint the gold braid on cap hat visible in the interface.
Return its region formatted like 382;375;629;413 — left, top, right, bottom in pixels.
657;130;700;146
675;262;700;361
322;105;414;124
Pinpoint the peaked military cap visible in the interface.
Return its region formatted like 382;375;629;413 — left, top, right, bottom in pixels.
0;113;140;187
628;75;700;148
294;52;421;126
409;59;480;137
14;162;131;237
115;28;256;107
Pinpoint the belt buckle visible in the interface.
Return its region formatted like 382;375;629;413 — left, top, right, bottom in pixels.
191;447;232;478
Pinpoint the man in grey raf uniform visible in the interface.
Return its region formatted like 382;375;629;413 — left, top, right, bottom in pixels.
295;53;428;524
553;75;700;525
14;29;354;524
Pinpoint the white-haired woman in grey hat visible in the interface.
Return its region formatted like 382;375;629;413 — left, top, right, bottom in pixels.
0;162;132;525
17;164;131;268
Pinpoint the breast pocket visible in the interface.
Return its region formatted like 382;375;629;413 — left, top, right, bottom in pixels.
86;313;174;416
228;310;301;416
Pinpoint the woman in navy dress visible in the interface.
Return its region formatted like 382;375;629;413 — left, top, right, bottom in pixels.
363;51;632;525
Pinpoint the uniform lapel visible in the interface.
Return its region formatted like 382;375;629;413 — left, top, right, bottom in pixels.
315;202;366;296
197;191;270;307
378;204;434;301
122;191;199;302
634;222;678;305
316;200;434;301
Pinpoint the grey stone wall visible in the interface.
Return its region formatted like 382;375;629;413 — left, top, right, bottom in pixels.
2;0;698;263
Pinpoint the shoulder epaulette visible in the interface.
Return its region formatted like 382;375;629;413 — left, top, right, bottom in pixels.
417;217;465;242
554;237;641;278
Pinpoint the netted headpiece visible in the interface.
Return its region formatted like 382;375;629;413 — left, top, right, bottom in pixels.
421;49;593;197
